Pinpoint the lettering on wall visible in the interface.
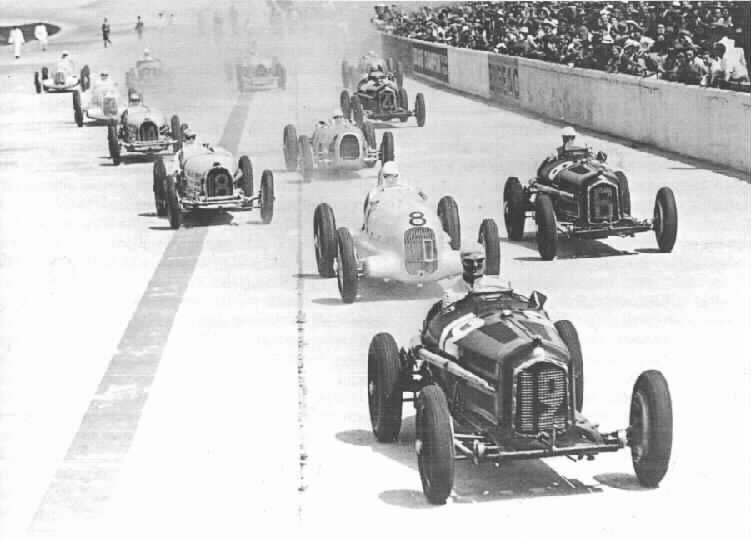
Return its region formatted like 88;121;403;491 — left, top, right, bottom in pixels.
412;43;449;83
489;55;519;102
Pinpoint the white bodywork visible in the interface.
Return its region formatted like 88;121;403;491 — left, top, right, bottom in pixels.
81;80;121;121
42;66;79;92
237;58;282;90
349;184;461;283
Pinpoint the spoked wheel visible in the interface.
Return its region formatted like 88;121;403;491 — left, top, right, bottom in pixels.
239;155;253;196
437;196;461;250
259;170;274;224
416;384;454;505
478;218;501;275
629;370;673;487
283;124;298;171
503;176;526;240
335;227;358;303
653;187;677;253
313;203;337;277
367;333;403;442
153;157;168;217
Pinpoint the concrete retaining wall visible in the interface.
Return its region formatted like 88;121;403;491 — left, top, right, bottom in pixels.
383;34;751;173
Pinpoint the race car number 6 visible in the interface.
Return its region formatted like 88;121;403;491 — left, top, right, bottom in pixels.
409;211;426;226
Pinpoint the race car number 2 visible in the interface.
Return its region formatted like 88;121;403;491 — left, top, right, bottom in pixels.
409;211;426;226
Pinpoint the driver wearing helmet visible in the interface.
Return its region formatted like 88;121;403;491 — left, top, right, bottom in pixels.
330;109;346;127
363;161;427;225
143;48;152;60
57;51;74;75
548;126;606;162
127;88;143;106
440;245;509;308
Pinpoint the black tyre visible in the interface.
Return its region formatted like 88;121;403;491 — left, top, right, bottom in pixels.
380;131;395;163
239;155;253;196
362;122;376;150
351;95;363;127
437;196;461;250
414;93;426;127
165;176;183;229
73;90;83;127
34;72;41;94
340;90;351;120
503;177;526;241
299;135;314;183
107;121;121;165
554;320;583;412
653;187;677;253
153;157;167;217
80;65;90;91
283;124;298;171
395;63;404;89
260;170;274;224
313;203;337;278
41;66;49;80
535;194;557;260
170;114;183;152
614;171;631;216
367;333;403;442
629;370;673;487
478;218;501;275
398;87;409;113
416;384;454;505
335;227;358;303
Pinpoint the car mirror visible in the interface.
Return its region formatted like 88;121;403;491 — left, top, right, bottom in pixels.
528;290;548;309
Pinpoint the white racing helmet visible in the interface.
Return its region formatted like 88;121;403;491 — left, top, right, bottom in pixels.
561;126;577;140
380;161;401;187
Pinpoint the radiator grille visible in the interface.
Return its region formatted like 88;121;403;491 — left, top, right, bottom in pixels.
207;170;233;197
589;182;618;222
516;363;568;434
54;72;66;84
379;88;397;112
340;134;360;160
138;122;159;142
404;227;438;275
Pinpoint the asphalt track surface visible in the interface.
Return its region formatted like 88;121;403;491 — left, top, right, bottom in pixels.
1;3;750;540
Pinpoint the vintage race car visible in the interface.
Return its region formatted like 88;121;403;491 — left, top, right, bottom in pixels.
340;72;425;127
313;176;501;303
125;57;175;91
503;148;678;260
234;57;286;91
34;64;90;94
368;287;673;504
72;80;121;127
341;55;403;90
152;141;274;229
282;117;392;182
106;97;182;165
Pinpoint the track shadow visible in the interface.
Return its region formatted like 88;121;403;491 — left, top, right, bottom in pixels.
337;421;602;507
312;278;443;305
504;236;638;261
148;211;235;230
594;473;650;491
99;154;158;167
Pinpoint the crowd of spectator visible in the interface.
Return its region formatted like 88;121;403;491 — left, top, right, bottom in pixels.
374;2;750;90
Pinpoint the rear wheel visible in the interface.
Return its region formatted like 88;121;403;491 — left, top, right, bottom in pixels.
260;170;274;224
165;176;182;229
170;114;183;152
368;333;403;442
653;187;677;253
503;177;526;240
535;194;557;260
629;370;672;487
107;121;121;165
153;157;167;217
34;72;41;94
554;320;583;412
283;124;298;171
299;135;314;183
314;203;337;277
73;90;83;127
239;155;253;196
437;196;461;250
336;227;358;303
351;95;364;127
340;90;351;120
416;384;454;505
380;131;395;163
414;93;426;127
478;219;501;275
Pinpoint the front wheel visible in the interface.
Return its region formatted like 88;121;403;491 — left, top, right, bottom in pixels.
73;90;83;127
379;131;394;163
503;176;526;240
299;135;314;183
283;124;298;171
336;227;358;303
437;196;461;250
165;176;183;229
629;370;672;487
368;333;403;442
34;72;42;94
478;218;500;275
653;187;677;253
535;194;557;260
416;384;454;505
259;170;274;224
351;95;364;127
339;90;351;119
314;203;337;277
153;157;167;217
239;155;253;196
554;320;583;412
107;121;121;165
79;65;90;91
414;93;426;127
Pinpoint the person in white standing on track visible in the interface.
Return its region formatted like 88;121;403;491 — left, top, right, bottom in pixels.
8;27;25;59
34;23;48;52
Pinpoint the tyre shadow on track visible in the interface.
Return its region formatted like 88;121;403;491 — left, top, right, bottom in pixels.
337;422;602;508
311;279;442;304
147;212;235;230
503;237;639;261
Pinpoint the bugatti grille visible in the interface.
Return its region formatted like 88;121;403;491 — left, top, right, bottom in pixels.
516;363;568;434
103;97;117;115
340;134;360;160
207;170;233;197
589;182;618;222
139;122;159;142
54;72;66;84
404;227;438;275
